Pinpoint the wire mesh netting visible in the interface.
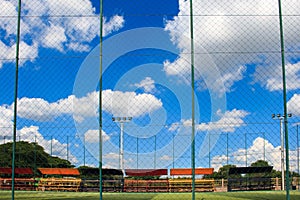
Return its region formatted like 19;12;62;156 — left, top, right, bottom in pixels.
0;0;300;199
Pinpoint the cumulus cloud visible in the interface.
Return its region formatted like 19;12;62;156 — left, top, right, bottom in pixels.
160;155;172;161
199;109;249;132
287;94;300;116
164;0;300;94
210;137;299;172
0;0;124;68
17;125;78;164
134;77;156;93
103;152;120;160
4;89;162;123
103;90;163;118
255;62;300;92
0;104;13;136
84;129;110;143
169;109;249;132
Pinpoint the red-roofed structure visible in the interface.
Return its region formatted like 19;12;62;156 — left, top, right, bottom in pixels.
38;168;80;176
0;168;33;175
125;169;168;176
170;168;214;176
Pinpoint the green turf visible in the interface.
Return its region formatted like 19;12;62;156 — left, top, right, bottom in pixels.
0;191;299;200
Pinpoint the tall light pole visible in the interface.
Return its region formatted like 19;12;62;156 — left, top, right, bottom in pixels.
227;132;229;165
272;113;292;190
263;132;266;161
245;132;247;167
76;134;86;166
67;136;69;162
297;125;299;178
154;135;157;169
112;117;132;176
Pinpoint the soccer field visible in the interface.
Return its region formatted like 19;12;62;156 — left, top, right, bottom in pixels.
0;191;300;200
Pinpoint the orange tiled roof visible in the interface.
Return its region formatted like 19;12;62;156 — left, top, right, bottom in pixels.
38;168;80;176
170;168;214;176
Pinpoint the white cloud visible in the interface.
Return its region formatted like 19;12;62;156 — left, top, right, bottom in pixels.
134;77;156;93
0;0;15;17
160;155;172;161
103;152;120;160
103;15;125;37
0;0;125;68
15;97;73;121
168;122;180;132
0;104;13;136
41;23;67;51
287;94;300;116
84;129;110;143
211;137;288;171
16;125;78;164
212;137;298;171
0;41;38;68
46;0;95;16
6;89;162;123
255;62;300;92
164;0;300;94
169;109;249;133
103;90;163;118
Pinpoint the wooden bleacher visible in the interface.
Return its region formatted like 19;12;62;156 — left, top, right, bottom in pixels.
124;169;168;192
227;166;273;192
79;168;123;192
169;168;215;192
0;168;36;191
37;168;81;192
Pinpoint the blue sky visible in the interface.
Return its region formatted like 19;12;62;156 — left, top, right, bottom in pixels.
0;0;300;172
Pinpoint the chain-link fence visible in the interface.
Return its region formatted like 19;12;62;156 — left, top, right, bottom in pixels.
0;0;300;199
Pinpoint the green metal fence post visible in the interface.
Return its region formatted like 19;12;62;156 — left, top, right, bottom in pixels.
278;0;290;199
12;1;22;199
99;0;104;199
189;0;196;199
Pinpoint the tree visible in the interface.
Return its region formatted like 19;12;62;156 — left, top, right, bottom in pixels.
250;160;269;167
0;141;74;169
250;160;282;178
204;164;238;179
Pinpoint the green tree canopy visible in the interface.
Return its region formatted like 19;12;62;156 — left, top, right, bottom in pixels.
204;164;238;179
0;141;74;169
250;160;270;167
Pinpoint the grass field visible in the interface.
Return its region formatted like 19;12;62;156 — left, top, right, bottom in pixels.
0;191;300;200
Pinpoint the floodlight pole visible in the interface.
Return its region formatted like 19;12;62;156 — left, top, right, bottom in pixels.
112;117;132;176
154;135;157;169
263;132;266;161
280;117;285;190
272;114;292;191
67;136;69;161
297;125;299;178
245;132;247;167
227;132;229;165
83;135;86;166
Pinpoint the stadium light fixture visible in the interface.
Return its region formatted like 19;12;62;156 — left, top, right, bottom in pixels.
112;116;132;176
